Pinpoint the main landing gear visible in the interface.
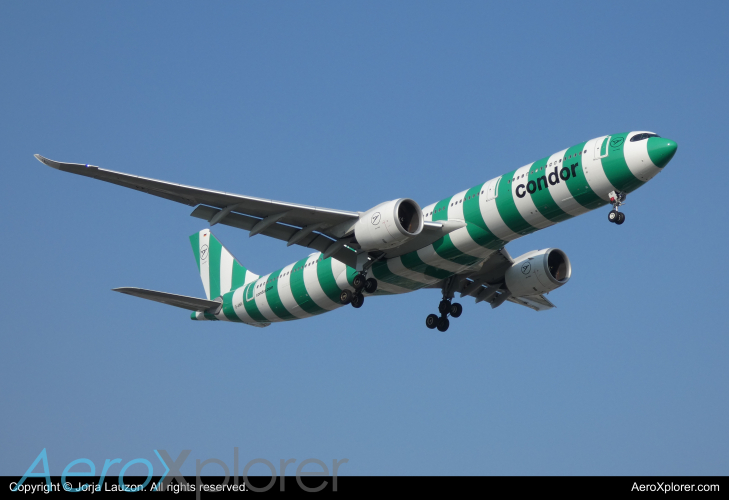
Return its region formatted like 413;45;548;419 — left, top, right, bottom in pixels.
425;277;463;332
340;273;377;309
607;190;626;225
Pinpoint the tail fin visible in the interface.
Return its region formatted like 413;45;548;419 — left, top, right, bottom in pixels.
190;229;259;300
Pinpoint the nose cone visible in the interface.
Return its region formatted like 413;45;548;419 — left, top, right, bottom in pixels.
647;137;677;168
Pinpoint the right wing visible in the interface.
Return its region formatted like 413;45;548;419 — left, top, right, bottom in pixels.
34;155;469;268
35;154;360;266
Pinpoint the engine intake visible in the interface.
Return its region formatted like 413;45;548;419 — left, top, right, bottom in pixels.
354;198;424;251
504;248;571;297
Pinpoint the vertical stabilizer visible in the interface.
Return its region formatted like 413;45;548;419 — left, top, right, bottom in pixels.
189;229;258;300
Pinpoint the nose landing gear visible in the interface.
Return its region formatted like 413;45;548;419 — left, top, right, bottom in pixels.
608;191;626;225
608;210;625;224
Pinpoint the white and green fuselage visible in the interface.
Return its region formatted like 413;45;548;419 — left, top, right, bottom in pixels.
191;131;677;326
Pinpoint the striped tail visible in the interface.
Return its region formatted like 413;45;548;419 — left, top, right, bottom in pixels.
189;229;259;300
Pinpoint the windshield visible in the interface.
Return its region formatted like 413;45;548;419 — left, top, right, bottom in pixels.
630;133;661;142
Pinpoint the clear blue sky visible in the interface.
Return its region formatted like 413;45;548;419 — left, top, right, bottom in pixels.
1;1;727;476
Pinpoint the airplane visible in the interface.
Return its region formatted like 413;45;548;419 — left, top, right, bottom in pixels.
35;131;677;331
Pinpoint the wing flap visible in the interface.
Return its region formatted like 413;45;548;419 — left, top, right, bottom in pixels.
506;294;555;311
189;206;358;268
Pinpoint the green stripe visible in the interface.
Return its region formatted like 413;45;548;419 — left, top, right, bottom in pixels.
317;257;344;304
495;171;535;236
601;132;644;193
431;235;479;265
370;260;424;290
203;311;218;321
526;158;572;223
242;282;268;323
290;258;326;315
431;197;451;222
647;137;677;168
430;195;479;265
231;261;247;290
208;235;222;299
189;232;201;271
463;184;507;249
400;251;452;280
562;142;604;210
266;269;297;320
221;291;242;322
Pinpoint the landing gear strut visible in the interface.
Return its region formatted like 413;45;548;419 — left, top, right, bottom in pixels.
608;191;626;225
425;277;463;332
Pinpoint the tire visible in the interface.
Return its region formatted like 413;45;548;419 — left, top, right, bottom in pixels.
436;317;450;332
351;293;364;308
352;274;366;289
426;314;439;329
449;302;463;318
608;210;618;223
364;278;378;294
438;299;450;315
616;212;626;225
339;289;353;305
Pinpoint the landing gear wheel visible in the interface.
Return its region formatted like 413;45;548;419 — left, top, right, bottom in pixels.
616;212;626;225
351;293;364;308
352;274;366;290
436;317;450;332
364;278;378;294
438;299;450;315
339;289;353;305
608;210;619;223
449;302;463;318
426;314;439;329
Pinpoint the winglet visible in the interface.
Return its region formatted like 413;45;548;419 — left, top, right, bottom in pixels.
34;154;99;174
34;154;60;169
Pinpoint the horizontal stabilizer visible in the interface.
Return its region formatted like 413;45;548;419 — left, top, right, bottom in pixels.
113;287;221;312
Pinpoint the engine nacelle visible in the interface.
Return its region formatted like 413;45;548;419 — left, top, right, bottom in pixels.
354;198;424;251
504;248;571;297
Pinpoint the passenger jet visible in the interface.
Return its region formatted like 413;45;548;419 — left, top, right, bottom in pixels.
35;131;677;331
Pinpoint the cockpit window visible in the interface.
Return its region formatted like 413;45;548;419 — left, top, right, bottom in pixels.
630;133;661;142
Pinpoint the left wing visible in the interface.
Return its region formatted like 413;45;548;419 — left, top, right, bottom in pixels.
433;248;556;311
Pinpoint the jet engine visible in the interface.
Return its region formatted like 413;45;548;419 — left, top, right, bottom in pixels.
354;198;424;251
504;248;571;297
